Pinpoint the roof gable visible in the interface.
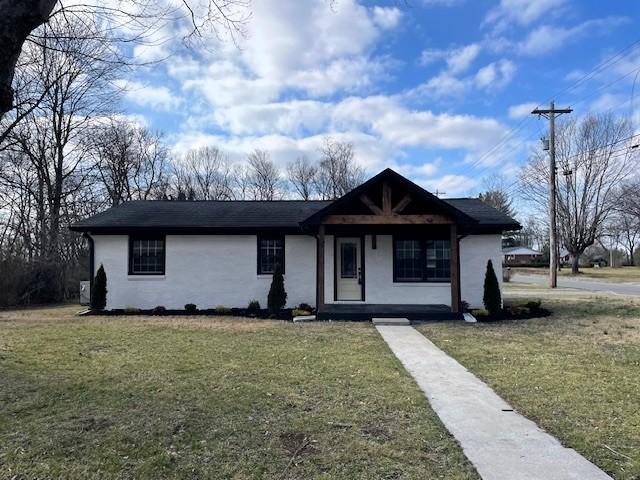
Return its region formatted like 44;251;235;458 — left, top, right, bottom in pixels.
301;168;477;226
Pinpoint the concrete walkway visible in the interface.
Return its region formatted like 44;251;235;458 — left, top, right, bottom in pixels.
376;325;612;480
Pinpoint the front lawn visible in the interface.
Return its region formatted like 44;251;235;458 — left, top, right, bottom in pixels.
0;306;477;479
512;266;640;283
417;296;640;479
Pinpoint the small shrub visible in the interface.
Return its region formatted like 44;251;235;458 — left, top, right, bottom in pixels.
298;302;313;312
152;306;166;314
184;303;197;313
91;264;107;311
483;259;502;317
471;308;489;317
124;306;140;314
292;309;312;317
215;305;232;315
461;300;470;313
247;300;261;314
267;263;287;313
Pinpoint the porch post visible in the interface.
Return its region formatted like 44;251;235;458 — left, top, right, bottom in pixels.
317;224;325;311
450;224;461;313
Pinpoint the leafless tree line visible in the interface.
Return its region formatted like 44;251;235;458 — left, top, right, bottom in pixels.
0;17;366;306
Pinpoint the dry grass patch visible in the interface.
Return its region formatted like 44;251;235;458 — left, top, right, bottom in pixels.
417;295;640;479
0;305;477;480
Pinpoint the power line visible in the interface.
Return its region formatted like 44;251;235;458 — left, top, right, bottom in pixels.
468;38;640;171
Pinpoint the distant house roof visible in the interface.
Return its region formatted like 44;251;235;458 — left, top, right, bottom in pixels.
70;169;521;233
502;246;542;256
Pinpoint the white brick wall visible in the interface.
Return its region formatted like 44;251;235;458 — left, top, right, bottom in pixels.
91;232;502;310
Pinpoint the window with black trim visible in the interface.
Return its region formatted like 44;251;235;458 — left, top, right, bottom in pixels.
129;236;165;275
394;238;450;282
257;236;285;274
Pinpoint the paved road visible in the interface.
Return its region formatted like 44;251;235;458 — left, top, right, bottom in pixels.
512;273;640;297
377;325;612;480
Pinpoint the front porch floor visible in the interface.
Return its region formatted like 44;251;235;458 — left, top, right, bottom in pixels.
317;303;462;321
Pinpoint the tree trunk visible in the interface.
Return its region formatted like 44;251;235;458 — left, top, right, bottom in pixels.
0;0;57;116
630;248;635;266
571;254;580;274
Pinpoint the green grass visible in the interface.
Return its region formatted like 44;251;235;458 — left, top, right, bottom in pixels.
513;266;640;283
417;296;640;480
0;306;477;480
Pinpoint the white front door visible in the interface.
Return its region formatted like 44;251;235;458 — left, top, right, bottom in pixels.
336;237;362;300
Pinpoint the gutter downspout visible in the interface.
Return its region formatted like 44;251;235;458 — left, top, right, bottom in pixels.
83;232;94;303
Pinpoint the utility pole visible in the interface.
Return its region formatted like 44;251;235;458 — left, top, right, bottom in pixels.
532;101;572;288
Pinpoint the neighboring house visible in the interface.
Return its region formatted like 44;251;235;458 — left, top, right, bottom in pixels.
71;169;520;320
502;246;542;266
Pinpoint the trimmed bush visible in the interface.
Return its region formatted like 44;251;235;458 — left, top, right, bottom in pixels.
292;308;312;317
124;306;140;314
471;308;489;318
483;259;502;317
247;300;261;314
152;306;166;314
91;264;107;311
298;302;313;312
267;263;287;313
184;303;197;313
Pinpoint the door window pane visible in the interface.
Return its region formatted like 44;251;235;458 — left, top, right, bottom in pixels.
340;243;357;278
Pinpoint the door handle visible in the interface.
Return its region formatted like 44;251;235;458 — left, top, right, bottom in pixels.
357;267;362;284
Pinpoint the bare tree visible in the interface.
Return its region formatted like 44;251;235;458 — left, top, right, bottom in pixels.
478;175;515;218
0;0;251;118
314;137;364;200
0;16;121;302
287;155;317;200
519;113;635;273
246;149;283;200
171;146;234;200
615;182;640;265
91;118;169;206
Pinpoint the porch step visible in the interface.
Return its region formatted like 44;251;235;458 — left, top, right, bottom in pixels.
372;317;410;326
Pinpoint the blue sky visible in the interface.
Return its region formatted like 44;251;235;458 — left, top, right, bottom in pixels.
118;0;640;197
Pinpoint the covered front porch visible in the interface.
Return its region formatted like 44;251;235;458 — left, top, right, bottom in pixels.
301;169;474;321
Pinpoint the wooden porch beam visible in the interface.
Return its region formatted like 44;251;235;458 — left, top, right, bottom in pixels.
450;224;461;314
359;194;383;215
382;182;392;214
322;214;453;225
392;194;412;214
317;225;325;311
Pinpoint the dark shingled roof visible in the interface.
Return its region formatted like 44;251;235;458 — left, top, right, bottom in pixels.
445;198;519;228
70;197;519;232
71;200;333;230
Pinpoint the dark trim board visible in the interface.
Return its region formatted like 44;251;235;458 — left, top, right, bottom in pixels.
317;304;463;321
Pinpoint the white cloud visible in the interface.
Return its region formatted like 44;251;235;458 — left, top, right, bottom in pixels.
413;58;516;99
420;43;481;74
475;59;516;88
372;6;403;29
518;16;629;56
447;44;481;74
117;80;182;111
421;174;480;196
484;0;568;30
508;102;538;119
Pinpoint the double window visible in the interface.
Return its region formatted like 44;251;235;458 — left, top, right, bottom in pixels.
257;235;285;274
129;236;165;275
394;238;450;282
